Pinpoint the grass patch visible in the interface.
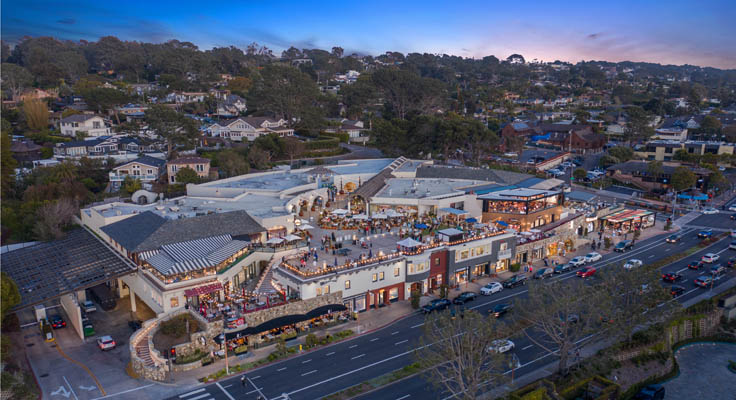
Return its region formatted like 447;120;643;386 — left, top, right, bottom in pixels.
159;314;200;338
323;362;424;400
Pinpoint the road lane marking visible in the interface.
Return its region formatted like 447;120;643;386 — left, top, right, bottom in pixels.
397;395;411;400
302;359;312;364
326;352;335;356
351;354;365;360
301;369;318;376
395;340;408;345
370;337;380;342
223;384;232;388
277;367;287;371
411;323;424;328
186;394;210;400
349;344;358;349
391;331;400;335
216;382;236;400
244;377;263;400
676;267;688;273
522;345;534;350
179;388;206;398
250;375;260;380
62;376;79;400
90;384;155;400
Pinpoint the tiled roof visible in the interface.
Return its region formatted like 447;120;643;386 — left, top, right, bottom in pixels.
169;157;210;165
60;114;99;123
116;155;166;169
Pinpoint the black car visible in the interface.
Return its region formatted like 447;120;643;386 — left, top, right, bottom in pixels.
665;234;681;243
554;263;573;274
727;256;736;268
128;320;142;331
502;274;528;288
662;272;683;282
634;384;665;400
452;292;477;305
491;303;512;318
670;285;686;297
687;260;704;270
50;316;66;329
422;298;451;314
614;240;634;252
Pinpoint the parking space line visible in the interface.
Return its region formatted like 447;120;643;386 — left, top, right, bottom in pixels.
216;382;236;400
90;384;155;400
186;394;211;400
396;395;411;400
351;354;365;360
179;389;206;398
55;341;106;396
62;376;79;400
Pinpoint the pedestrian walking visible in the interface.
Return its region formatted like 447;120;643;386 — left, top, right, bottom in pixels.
241;376;245;387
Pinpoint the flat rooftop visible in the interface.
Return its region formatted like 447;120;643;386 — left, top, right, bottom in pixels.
325;159;395;175
373;178;472;199
208;171;311;191
479;188;560;201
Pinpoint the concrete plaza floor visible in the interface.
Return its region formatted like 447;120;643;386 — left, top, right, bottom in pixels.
663;342;736;400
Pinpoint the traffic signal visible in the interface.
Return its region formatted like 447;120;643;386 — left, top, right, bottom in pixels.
170;347;176;360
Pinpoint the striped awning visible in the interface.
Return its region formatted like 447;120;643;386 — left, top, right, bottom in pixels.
138;250;160;261
600;208;653;224
206;240;249;265
162;234;232;262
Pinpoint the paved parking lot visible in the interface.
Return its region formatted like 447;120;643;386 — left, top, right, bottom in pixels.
663;342;736;400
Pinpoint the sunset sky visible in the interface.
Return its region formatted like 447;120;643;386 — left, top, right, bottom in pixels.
2;0;735;69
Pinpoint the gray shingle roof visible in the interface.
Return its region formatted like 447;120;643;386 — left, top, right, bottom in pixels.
60;114;99;124
416;166;532;186
116;155;166;169
101;210;264;253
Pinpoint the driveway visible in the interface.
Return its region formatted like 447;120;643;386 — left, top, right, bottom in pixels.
663;342;736;399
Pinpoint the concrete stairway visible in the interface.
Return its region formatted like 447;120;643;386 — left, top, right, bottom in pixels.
134;334;155;367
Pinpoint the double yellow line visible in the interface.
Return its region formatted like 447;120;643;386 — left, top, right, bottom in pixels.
54;341;107;396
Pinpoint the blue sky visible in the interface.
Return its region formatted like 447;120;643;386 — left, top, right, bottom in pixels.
2;0;735;69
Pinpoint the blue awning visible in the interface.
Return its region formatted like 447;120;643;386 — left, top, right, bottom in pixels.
439;207;468;215
465;217;478;223
495;220;509;227
414;223;428;229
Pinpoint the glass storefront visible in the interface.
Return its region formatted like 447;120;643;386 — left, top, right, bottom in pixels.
455;267;469;284
495;259;509;273
389;288;399;302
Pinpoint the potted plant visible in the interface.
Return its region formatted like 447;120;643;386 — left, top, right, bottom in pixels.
234;345;248;355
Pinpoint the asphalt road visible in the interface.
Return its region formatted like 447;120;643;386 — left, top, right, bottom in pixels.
166;215;736;400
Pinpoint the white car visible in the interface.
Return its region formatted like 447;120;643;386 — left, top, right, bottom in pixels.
702;207;719;215
728;204;736;212
97;335;116;351
701;253;720;263
488;339;515;354
480;282;503;296
82;300;97;313
569;256;587;267
624;259;643;269
584;252;602;263
731;229;736;238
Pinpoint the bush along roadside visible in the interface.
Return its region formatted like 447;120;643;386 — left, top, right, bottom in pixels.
323;362;423;400
199;330;354;383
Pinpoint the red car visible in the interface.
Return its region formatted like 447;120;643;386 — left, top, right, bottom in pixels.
662;273;683;282
687;261;704;270
50;316;66;329
577;267;596;278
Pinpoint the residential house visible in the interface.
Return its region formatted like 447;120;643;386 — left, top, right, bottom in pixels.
606;160;713;191
129;83;158;96
167;92;206;103
205;117;293;142
53;135;161;158
59;114;111;138
10;140;43;164
215;94;247;117
636;140;735;161
109;156;167;189
325;118;369;143
167;157;211;183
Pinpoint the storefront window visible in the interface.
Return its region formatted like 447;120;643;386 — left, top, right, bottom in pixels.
389;288;399;302
170;297;179;308
355;297;366;312
455;268;469;284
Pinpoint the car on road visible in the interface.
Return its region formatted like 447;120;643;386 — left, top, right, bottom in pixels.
81;300;97;313
624;259;643;270
491;303;512;318
97;335;116;351
729;204;736;212
534;267;554;279
731;229;736;238
569;256;587;266
730;241;736;250
727;256;736;267
665;234;681;243
452;292;477;304
584;252;602;263
694;275;714;288
732;214;736;220
697;229;713;238
614;240;634;252
670;285;686;297
701;253;720;263
577;266;596;278
702;207;719;215
488;339;515;353
503;274;528;288
480;282;503;295
50;316;66;329
710;264;726;276
635;384;665;400
662;272;683;282
554;263;574;274
687;260;705;269
422;299;452;314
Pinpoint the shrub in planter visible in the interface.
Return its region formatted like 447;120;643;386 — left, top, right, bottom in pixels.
410;290;421;309
306;333;318;348
201;357;214;366
280;331;297;341
234;345;248;355
509;263;521;273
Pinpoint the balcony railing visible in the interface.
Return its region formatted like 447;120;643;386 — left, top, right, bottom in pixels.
109;173;159;182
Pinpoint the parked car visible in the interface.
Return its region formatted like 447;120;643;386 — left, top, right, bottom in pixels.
422;299;452;314
729;204;736;212
665;234;681;243
534;267;554;279
702;207;719;215
97;335;116;351
81;300;97;313
491;303;512;318
50;316;66;329
614;240;634;252
453;292;477;304
480;282;503;295
503;274;528;288
584;252;602;263
554;263;573;274
624;259;643;270
694;275;714;288
569;256;587;267
662;272;683;282
730;241;736;250
635;384;665;400
731;229;736;238
488;339;515;353
701;253;720;263
710;264;726;276
698;229;713;238
670;285;686;297
128;320;142;331
687;260;705;270
577;266;596;278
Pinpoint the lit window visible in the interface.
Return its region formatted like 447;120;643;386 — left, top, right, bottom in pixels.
316;287;322;296
379;272;385;280
394;267;400;277
345;280;351;289
372;273;377;282
409;264;415;274
435;257;440;265
170;297;179;308
323;285;330;294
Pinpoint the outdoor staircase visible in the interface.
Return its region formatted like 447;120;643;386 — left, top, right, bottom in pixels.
254;261;278;294
134;334;155;367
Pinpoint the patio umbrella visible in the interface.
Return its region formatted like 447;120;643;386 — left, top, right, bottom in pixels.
530;229;542;233
473;223;487;229
372;213;387;219
332;209;349;215
495;220;509;227
299;223;315;230
284;234;302;242
352;214;369;220
266;237;285;245
386;209;403;218
414;223;428;229
465;217;478;223
397;238;423;248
